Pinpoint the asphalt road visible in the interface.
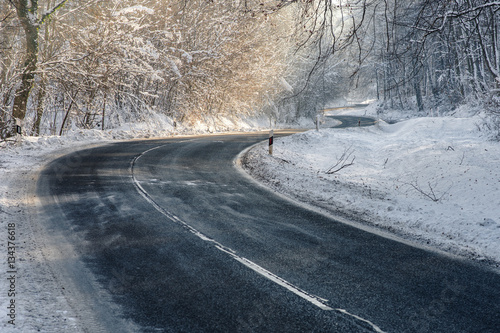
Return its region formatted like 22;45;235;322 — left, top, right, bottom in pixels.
36;116;500;332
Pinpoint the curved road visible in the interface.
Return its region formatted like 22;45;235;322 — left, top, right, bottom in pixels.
37;116;500;332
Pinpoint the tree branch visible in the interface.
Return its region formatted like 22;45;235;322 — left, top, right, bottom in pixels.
326;145;356;174
39;0;69;26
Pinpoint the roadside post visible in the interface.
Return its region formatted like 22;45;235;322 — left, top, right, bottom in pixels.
15;118;21;136
269;129;273;155
14;118;22;143
316;114;320;131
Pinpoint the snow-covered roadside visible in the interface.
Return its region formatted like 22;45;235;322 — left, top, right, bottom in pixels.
1;141;102;331
0;114;309;332
242;108;500;268
0;126;137;332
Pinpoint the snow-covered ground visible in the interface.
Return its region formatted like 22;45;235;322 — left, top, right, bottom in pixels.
0;123;170;332
243;104;500;269
1;105;499;331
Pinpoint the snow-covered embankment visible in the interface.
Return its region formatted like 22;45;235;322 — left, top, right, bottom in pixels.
242;116;500;267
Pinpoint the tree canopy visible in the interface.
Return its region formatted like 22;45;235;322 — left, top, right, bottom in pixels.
1;0;499;139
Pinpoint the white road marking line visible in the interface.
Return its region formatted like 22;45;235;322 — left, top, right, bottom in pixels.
228;250;334;311
335;309;387;333
130;145;387;332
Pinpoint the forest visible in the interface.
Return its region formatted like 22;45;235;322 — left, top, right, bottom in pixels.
1;0;499;139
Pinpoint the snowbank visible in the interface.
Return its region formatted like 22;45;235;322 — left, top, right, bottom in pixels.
243;115;500;267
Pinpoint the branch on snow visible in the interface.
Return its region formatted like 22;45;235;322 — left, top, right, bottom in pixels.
402;179;453;203
325;145;356;174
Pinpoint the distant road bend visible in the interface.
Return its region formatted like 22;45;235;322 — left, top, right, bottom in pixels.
37;116;500;332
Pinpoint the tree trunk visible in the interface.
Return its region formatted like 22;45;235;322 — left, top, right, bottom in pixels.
101;96;106;130
60;96;76;136
414;80;424;112
11;1;39;123
8;0;68;137
32;80;46;136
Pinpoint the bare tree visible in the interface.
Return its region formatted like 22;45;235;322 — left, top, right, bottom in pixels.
3;0;68;138
368;0;500;116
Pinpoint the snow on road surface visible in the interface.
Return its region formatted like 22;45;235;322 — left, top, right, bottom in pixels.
243;108;500;268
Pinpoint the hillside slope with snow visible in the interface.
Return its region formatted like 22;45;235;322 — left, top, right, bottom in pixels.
243;113;500;268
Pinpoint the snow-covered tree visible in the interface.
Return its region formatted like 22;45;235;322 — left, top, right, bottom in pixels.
1;0;68;138
2;0;304;136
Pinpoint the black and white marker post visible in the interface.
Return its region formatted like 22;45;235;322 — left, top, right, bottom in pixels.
15;118;22;142
269;129;274;155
